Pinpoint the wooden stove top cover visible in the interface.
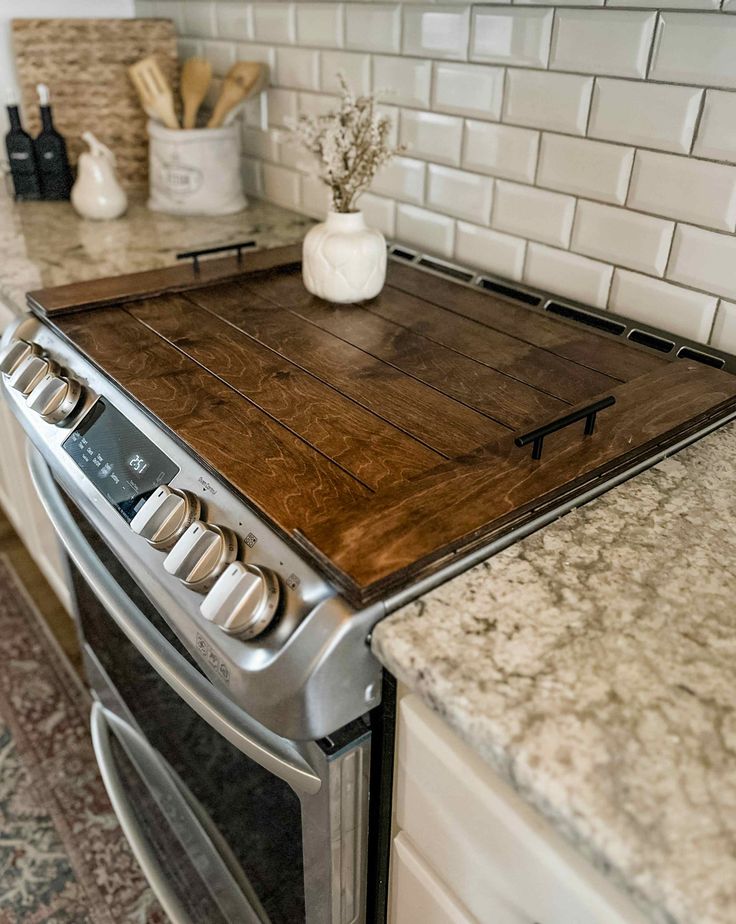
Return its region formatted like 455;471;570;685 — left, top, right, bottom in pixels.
30;244;736;606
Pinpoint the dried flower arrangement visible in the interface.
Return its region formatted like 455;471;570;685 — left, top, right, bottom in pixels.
289;75;404;213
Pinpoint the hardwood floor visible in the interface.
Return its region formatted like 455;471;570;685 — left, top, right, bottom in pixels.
0;509;82;673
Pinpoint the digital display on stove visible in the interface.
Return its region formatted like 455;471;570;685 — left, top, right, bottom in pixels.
63;399;179;522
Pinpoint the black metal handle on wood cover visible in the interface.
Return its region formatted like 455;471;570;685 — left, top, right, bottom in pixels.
515;395;616;461
176;240;256;274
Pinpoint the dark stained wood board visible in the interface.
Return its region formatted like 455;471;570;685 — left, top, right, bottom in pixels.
39;249;736;608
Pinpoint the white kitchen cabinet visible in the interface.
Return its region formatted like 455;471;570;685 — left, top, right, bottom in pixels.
389;694;650;924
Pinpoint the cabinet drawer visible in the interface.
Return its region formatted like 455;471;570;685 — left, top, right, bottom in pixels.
395;695;648;924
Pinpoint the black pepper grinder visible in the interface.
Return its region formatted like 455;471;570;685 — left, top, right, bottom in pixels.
4;92;41;200
34;83;73;200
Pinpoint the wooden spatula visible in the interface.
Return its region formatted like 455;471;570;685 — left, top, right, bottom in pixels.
180;57;212;129
128;56;179;130
207;62;264;129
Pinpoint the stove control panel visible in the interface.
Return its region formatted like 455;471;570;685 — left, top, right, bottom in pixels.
0;334;84;426
201;562;280;639
130;485;201;550
163;521;238;593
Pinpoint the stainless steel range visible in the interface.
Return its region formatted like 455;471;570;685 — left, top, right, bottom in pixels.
3;241;736;924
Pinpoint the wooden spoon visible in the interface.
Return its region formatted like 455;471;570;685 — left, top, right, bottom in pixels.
180;57;212;129
128;56;179;129
207;62;264;129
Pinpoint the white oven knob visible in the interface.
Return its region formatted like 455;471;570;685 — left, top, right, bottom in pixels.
163;521;238;592
26;372;83;424
130;486;201;551
8;354;60;396
0;339;40;376
201;562;280;640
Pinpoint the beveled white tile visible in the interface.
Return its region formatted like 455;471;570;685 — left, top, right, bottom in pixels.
710;300;736;354
550;10;656;79
178;38;203;61
608;0;717;7
589;79;702;156
609;270;717;342
262;162;300;209
455;222;526;281
693;91;736;164
471;8;553;68
321;51;371;95
403;5;470;61
503;70;593;135
372;156;426;204
571;201;674;276
492;181;575;248
396;204;455;258
524;243;613;308
300;174;330;219
276;47;319;90
277;135;317;172
373;56;432;108
345;3;401;53
241;156;263;196
242;126;278;161
667;224;736;301
203;40;236;77
400;110;463;166
358;192;396;237
182;1;216;37
537;134;634;205
462;120;538;184
650;13;736;90
628;151;736;232
432;62;504;120
426;165;493;224
252;2;295;44
296;92;339;119
266;88;298;127
151;0;186;32
215;3;252;41
235;42;277;71
296;3;343;48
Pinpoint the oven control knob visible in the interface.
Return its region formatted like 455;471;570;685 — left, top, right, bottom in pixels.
130;486;202;551
201;562;280;640
8;354;60;396
0;339;40;376
26;372;83;424
163;521;238;592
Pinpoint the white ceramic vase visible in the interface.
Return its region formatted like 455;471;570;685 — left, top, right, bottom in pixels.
302;210;386;303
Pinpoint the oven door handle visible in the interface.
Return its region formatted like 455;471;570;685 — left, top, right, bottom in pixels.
29;445;322;795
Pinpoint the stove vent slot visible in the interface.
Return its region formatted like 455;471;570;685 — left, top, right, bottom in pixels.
677;346;725;369
545;301;626;336
391;247;416;262
627;329;675;353
417;258;475;282
477;278;541;306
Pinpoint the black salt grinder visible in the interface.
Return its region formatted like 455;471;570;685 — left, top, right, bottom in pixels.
34;83;73;200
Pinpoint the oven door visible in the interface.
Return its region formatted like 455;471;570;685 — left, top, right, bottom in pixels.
29;445;371;924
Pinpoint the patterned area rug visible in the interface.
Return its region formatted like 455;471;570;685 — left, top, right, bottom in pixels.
0;555;164;924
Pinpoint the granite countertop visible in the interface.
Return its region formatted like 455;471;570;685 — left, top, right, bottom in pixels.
0;188;312;319
374;421;736;924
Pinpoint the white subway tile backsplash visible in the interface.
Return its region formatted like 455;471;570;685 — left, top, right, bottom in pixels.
183;1;217;37
667;225;736;301
537;135;634;205
571;201;673;276
492;181;575;247
178;38;203;60
373;56;432;108
628;152;736;232
396;204;455;257
276;47;319;90
650;13;736;90
235;42;277;70
426;165;493;223
242;127;278;161
358;192;396;237
203;40;236;77
588;80;702;156
295;3;343;48
262;162;300;209
400;110;463;166
608;0;717;7
300;174;330;219
241;156;263;196
609;270;716;342
471;8;553;68
710;300;736;354
432;62;504;120
455;222;526;281
151;1;186;32
215;3;251;41
296;92;339;118
266;88;298;126
321;51;371;95
345;3;401;54
372;156;427;204
503;70;593;135
463;120;539;184
252;3;296;44
524;244;613;308
550;10;656;79
693;91;736;164
402;5;470;61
